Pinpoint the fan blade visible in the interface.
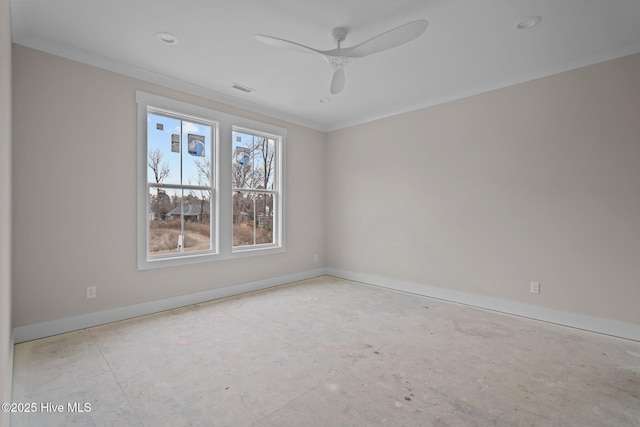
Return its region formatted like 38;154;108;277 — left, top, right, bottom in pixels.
330;67;346;94
254;34;325;57
340;19;428;58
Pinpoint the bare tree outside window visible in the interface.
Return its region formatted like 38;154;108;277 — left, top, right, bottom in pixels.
193;158;212;224
148;148;170;184
148;148;170;220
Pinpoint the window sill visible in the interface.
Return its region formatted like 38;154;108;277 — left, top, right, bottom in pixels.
138;245;286;270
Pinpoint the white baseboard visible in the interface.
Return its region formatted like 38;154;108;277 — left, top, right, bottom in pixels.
326;268;640;342
13;267;640;344
13;269;325;344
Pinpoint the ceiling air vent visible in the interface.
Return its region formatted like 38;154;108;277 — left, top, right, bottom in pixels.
231;83;255;93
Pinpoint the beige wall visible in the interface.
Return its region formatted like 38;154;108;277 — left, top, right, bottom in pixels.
10;41;640;335
11;45;325;327
1;0;13;423
326;53;640;325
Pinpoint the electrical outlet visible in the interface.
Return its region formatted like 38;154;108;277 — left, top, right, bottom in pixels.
530;282;540;294
86;286;97;299
314;254;318;262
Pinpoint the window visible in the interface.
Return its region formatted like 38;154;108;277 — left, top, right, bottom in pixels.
146;110;215;257
137;91;285;269
232;129;281;250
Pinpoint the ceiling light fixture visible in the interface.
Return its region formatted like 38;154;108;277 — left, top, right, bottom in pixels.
514;15;542;30
155;32;179;44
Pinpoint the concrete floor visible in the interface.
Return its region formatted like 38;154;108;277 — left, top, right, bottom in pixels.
11;276;640;426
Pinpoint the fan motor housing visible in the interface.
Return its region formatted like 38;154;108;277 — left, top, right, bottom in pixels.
331;27;348;43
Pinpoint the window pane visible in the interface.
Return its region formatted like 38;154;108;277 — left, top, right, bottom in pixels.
232;131;254;189
255;192;274;244
147;113;212;187
233;191;255;247
147;113;182;186
148;187;211;255
232;131;277;191
182;121;212;186
148;187;183;255
232;191;274;247
182;191;211;253
253;137;275;190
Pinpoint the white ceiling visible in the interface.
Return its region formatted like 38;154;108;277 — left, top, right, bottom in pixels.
10;0;640;131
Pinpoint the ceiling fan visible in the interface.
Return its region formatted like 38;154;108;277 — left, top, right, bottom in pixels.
255;19;428;95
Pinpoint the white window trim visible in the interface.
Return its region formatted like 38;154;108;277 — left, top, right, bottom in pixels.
137;91;286;270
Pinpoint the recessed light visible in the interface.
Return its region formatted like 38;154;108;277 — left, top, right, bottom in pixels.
319;98;330;103
514;15;542;30
155;32;179;44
